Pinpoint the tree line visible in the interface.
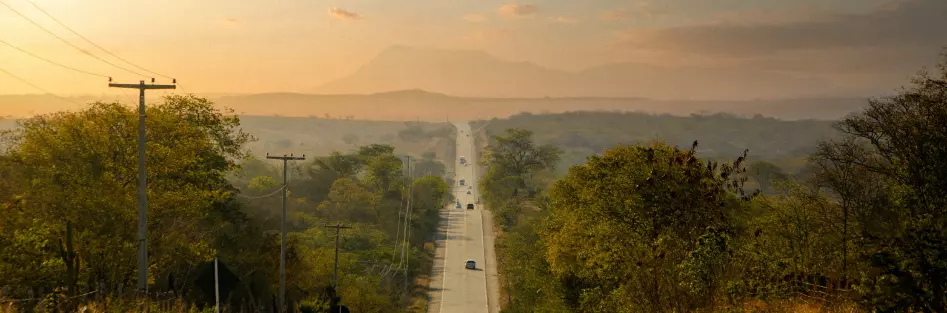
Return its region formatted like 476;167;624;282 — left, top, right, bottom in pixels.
479;55;947;312
0;95;453;312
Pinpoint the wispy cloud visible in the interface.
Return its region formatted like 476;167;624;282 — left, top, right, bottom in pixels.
221;17;239;24
498;3;539;18
549;16;578;24
464;13;488;23
328;8;362;20
617;0;946;56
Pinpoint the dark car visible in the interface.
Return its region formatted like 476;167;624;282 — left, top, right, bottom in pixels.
467;203;474;210
465;259;476;270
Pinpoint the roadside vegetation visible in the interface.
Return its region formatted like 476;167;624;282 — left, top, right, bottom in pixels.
0;95;453;312
479;55;947;312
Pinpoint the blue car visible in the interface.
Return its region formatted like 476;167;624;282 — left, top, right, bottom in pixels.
455;202;461;209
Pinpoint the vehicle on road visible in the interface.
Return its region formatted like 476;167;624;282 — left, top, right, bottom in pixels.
459;179;465;186
455;202;461;209
467;203;474;210
467;191;471;195
459;156;466;164
465;259;476;270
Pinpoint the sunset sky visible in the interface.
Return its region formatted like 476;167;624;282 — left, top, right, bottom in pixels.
0;0;944;97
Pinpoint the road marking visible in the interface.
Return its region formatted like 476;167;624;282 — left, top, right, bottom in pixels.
439;181;453;313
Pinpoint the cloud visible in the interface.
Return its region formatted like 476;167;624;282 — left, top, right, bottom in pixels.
221;17;239;24
464;13;488;23
618;0;947;57
328;8;362;20
549;16;578;24
498;3;538;18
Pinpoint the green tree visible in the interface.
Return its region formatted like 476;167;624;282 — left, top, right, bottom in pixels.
481;128;561;181
811;52;947;311
0;95;251;295
542;141;754;312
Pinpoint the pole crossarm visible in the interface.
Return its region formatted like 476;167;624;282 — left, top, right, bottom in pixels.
109;83;177;89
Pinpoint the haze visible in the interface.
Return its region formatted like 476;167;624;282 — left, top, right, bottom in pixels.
1;0;944;116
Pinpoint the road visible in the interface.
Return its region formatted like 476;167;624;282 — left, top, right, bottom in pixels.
427;121;500;313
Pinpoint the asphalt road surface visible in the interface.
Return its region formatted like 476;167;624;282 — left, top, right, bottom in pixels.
427;122;499;313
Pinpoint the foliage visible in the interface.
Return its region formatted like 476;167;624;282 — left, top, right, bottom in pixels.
0;95;250;298
0;95;453;312
809;52;947;312
483;111;838;177
541;142;753;312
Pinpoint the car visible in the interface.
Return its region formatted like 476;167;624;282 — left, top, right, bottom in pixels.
468;186;472;189
465;259;476;270
467;203;474;210
467;191;471;195
459;179;465;186
455;202;461;209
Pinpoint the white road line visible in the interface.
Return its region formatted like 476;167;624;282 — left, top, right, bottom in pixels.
439;193;452;313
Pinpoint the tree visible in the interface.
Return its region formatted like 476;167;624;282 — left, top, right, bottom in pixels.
811;51;947;311
748;161;787;194
413;152;446;179
542;141;754;312
317;178;375;222
481;128;561;180
0;95;251;296
313;151;363;179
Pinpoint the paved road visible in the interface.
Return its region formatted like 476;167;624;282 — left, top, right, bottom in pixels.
428;121;499;313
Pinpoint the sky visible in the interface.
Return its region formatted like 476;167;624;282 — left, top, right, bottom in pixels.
0;0;944;97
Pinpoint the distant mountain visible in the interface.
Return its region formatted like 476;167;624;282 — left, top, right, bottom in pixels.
313;45;845;100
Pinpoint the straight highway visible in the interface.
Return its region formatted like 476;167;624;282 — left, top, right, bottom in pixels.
427;121;499;313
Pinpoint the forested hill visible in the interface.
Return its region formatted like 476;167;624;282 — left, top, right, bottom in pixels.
479;111;839;176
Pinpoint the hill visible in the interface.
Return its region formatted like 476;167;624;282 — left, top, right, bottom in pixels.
313;45;845;100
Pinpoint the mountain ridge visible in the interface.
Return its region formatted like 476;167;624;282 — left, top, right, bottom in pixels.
312;45;848;100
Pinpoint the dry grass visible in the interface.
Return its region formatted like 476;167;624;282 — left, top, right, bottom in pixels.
714;298;862;313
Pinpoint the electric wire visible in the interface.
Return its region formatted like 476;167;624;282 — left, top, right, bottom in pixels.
0;37;110;78
0;0;149;78
25;0;173;80
0;66;79;105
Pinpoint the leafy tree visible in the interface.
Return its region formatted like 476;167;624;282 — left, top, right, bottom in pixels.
317;178;375;222
412;152;446;179
748;160;787;194
313;151;364;179
481;128;561;181
811;52;947;311
0;95;251;296
542;141;754;312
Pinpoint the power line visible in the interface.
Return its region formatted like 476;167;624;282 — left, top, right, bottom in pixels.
0;66;79;105
26;0;173;80
0;37;110;78
0;0;148;78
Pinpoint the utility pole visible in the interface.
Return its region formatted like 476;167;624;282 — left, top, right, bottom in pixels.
266;153;306;313
108;78;176;295
325;223;352;290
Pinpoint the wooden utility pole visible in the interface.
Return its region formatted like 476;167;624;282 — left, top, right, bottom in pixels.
266;153;306;313
108;79;175;295
325;223;352;290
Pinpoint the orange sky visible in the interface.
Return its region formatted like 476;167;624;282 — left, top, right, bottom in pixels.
0;0;943;98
